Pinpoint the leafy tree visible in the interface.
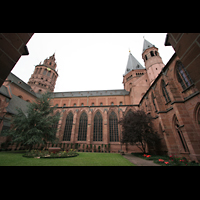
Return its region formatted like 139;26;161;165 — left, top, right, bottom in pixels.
119;110;159;153
2;92;60;151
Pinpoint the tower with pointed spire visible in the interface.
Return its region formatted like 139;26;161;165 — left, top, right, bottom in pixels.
142;39;165;85
123;51;149;104
28;53;58;94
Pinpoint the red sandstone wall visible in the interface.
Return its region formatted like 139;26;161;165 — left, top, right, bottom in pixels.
140;54;200;161
3;82;37;103
53;95;131;107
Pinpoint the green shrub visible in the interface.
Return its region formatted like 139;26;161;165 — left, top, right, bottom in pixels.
132;153;200;166
23;149;79;158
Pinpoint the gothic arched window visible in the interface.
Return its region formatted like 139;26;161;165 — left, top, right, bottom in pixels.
125;109;133;117
176;61;193;90
174;115;189;152
78;112;88;141
109;111;119;142
93;111;103;141
38;68;42;74
43;69;47;75
150;51;154;57
161;79;171;103
52;111;60;136
195;103;200;128
197;107;200;127
151;92;157;112
63;112;73;141
47;71;51;77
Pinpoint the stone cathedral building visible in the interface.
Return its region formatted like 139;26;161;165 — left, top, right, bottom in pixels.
1;37;200;162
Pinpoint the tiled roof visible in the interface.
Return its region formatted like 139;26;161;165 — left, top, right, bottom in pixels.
142;39;155;53
124;53;145;76
0;85;11;99
52;89;129;98
6;94;30;115
7;73;37;97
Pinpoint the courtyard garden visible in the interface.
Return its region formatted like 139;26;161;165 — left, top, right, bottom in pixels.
0;151;135;166
132;153;200;166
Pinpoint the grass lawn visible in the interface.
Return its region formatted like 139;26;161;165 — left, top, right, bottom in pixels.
0;152;135;166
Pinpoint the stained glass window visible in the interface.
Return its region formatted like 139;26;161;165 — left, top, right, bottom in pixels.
152;92;157;112
63;112;73;141
109;111;119;142
78;112;88;141
176;61;193;90
93;111;103;141
161;79;171;103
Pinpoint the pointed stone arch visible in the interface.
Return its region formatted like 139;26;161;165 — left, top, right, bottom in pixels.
108;111;119;142
93;111;103;141
124;106;136;117
77;111;88;141
161;79;171;103
92;108;104;117
175;60;193;91
76;108;87;120
63;111;73;141
155;123;168;155
193;102;200;130
107;107;118;118
59;109;74;141
172;114;189;153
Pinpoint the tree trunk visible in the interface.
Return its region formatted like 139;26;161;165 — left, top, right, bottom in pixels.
136;142;146;154
141;141;146;154
28;145;33;152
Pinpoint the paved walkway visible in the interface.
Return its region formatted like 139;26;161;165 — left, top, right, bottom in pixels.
123;153;161;166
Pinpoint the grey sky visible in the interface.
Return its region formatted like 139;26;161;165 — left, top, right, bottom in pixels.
12;33;175;92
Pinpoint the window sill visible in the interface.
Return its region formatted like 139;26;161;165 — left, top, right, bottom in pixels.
165;100;171;105
181;83;195;93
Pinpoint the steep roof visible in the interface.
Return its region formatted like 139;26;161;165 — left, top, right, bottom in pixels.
53;89;129;98
6;94;30;115
7;73;37;97
124;53;144;76
142;39;155;53
0;85;11;99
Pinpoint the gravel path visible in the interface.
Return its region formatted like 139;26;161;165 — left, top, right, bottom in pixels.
123;153;161;166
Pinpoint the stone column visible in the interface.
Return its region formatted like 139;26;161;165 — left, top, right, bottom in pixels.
71;110;78;143
118;108;123;145
56;110;64;142
40;68;45;75
87;108;92;144
103;109;108;144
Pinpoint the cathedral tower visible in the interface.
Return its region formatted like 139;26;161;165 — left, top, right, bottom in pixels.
142;39;165;85
28;53;58;94
123;51;145;92
123;51;148;104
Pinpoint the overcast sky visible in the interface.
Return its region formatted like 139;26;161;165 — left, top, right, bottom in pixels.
11;33;175;93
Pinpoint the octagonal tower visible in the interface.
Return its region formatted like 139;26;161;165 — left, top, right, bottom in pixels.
28;53;58;94
142;39;165;85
